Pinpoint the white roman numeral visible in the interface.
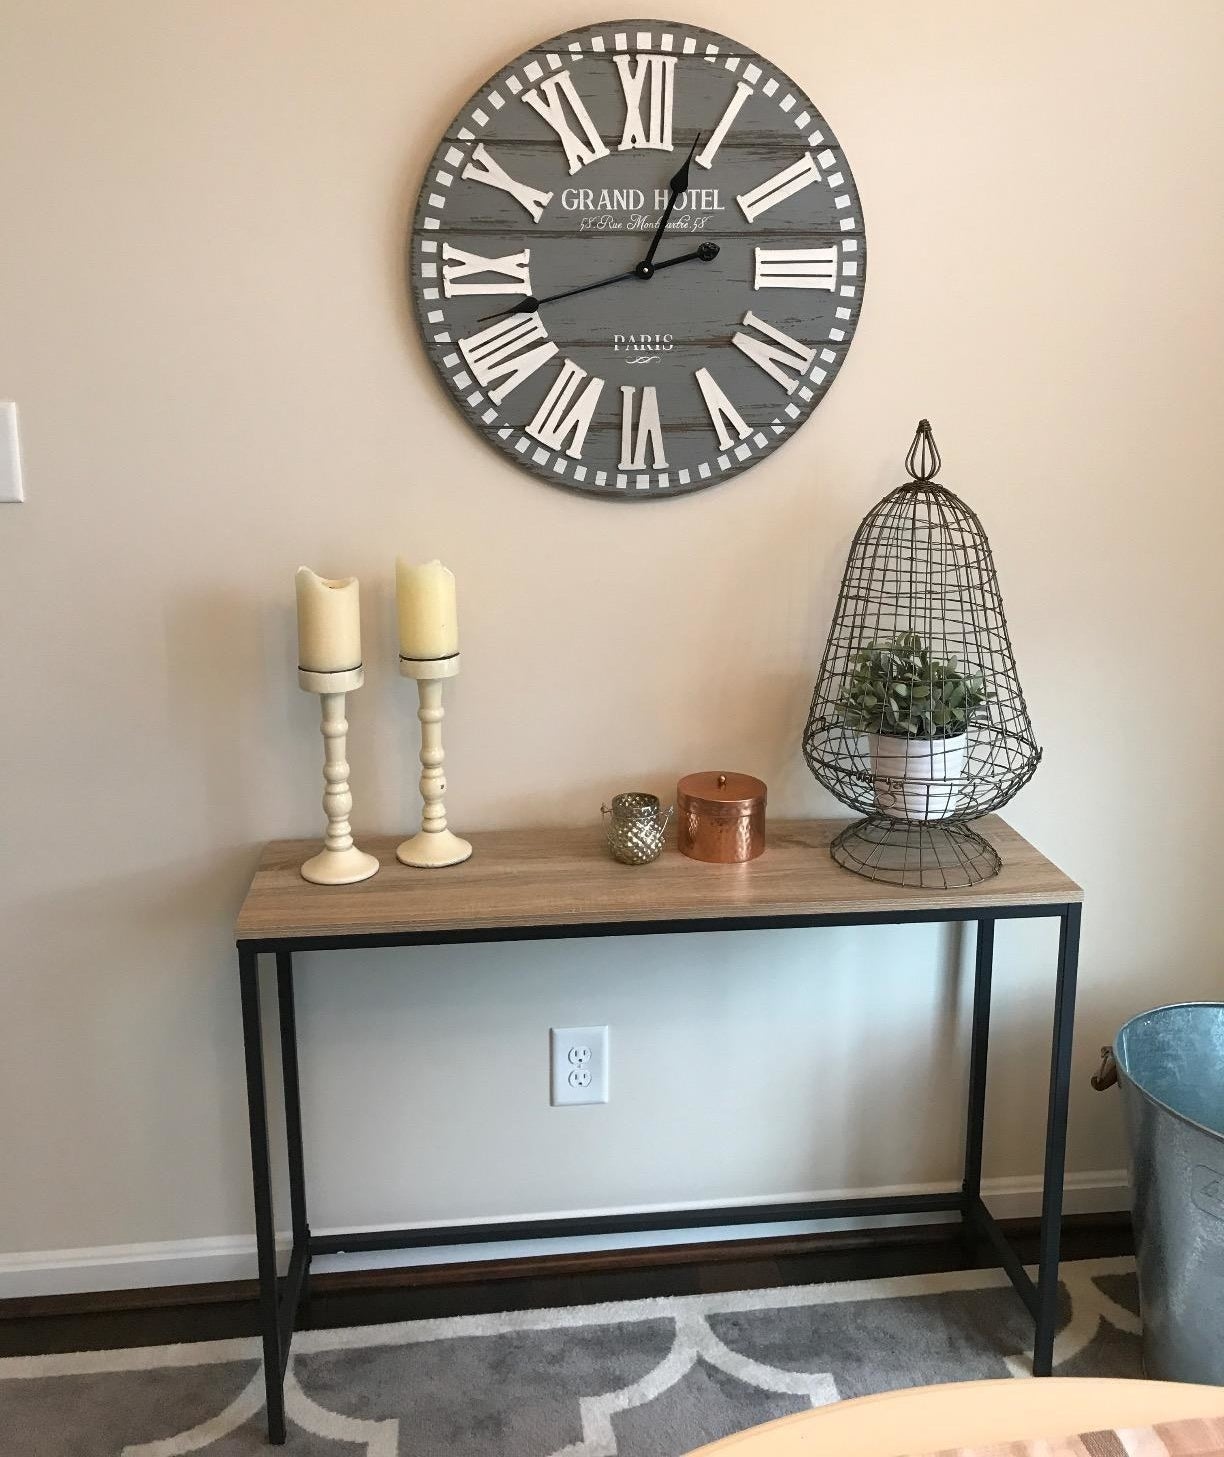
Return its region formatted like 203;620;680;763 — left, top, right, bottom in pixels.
614;54;676;151
526;360;604;458
522;71;610;175
458;313;558;405
695;368;751;451
618;385;667;469
732;311;815;393
753;246;838;291
442;243;532;298
461;143;553;223
695;81;753;169
736;153;821;223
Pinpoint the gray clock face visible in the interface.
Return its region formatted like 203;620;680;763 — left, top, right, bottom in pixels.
410;18;866;499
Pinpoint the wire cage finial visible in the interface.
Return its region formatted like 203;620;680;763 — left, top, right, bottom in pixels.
904;418;941;482
802;419;1041;889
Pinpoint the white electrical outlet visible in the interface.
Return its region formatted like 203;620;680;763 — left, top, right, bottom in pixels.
0;403;24;503
550;1025;609;1106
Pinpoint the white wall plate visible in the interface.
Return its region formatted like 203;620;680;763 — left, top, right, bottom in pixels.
550;1025;609;1106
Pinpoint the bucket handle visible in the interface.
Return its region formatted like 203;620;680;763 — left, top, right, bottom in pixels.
1090;1045;1118;1091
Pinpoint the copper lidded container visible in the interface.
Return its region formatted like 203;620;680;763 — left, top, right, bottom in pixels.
677;771;767;863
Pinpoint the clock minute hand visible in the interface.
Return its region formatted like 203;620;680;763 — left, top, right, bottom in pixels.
541;242;714;302
476;242;719;322
533;266;640;311
638;131;702;276
477;268;637;322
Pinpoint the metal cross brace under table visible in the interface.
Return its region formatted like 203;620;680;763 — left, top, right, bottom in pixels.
234;818;1083;1444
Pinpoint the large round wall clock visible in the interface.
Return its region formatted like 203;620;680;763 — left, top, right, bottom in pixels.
410;18;866;499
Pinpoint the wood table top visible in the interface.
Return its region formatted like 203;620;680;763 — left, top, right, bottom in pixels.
235;816;1081;945
684;1378;1224;1456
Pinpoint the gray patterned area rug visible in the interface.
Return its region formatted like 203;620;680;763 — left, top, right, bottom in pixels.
0;1257;1141;1456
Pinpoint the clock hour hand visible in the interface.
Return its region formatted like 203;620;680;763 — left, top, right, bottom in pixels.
637;131;702;277
477;242;719;321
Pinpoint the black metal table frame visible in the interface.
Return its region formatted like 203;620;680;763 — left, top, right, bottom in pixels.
238;899;1081;1445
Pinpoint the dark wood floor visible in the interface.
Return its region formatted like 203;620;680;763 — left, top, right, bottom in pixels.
0;1214;1132;1359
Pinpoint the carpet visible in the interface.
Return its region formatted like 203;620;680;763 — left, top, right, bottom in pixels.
0;1256;1143;1456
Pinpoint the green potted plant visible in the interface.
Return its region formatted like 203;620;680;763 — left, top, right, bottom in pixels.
836;631;988;819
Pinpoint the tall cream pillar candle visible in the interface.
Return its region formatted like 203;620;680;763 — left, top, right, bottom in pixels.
295;567;362;673
396;558;458;660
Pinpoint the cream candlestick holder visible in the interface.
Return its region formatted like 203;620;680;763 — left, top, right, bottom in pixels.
397;653;472;868
298;665;380;885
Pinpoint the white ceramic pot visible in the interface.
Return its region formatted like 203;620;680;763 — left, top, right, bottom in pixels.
868;732;967;821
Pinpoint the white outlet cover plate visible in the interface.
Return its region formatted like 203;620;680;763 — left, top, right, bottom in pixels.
0;403;23;503
550;1025;609;1107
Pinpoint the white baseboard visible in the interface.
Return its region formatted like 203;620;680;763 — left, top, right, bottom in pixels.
0;1171;1129;1300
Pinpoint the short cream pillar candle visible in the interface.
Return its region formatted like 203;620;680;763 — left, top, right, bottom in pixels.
295;567;362;674
294;566;377;885
396;558;458;661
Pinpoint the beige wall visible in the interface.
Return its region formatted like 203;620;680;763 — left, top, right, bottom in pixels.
2;0;1223;1281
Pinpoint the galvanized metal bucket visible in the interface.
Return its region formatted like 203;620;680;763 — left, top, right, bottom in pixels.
1112;1002;1224;1384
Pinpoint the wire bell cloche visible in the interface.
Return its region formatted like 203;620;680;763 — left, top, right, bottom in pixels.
802;420;1042;888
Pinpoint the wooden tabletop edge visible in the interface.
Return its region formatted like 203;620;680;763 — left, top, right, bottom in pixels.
233;816;1082;941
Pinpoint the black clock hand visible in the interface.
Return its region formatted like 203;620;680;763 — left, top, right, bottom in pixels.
637;132;702;277
479;268;636;321
652;242;719;273
477;242;719;321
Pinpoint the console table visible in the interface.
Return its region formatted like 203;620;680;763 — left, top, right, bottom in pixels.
235;815;1082;1445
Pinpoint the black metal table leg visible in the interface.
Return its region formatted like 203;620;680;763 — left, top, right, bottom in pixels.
962;917;995;1209
1032;902;1081;1375
276;952;310;1274
239;946;287;1444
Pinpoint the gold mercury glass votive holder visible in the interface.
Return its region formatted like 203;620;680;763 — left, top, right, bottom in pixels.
601;792;673;865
